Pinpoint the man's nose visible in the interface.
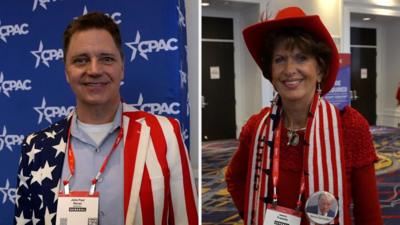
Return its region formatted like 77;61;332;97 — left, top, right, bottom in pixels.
87;60;101;75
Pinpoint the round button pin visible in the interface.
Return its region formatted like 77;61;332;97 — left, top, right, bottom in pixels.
304;191;338;224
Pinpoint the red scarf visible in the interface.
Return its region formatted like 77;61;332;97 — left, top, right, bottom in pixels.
243;94;348;225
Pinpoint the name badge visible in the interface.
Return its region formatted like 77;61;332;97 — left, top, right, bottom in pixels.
263;204;302;225
56;191;99;225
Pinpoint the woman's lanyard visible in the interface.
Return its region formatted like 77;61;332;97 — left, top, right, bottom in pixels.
63;114;124;195
270;116;309;211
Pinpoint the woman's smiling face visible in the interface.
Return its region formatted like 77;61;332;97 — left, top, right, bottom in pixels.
271;41;323;103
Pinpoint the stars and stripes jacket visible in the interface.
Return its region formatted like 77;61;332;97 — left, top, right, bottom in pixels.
14;103;198;225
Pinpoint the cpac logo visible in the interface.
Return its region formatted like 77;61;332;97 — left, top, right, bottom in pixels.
32;0;57;11
132;93;180;115
0;72;32;97
0;20;29;43
0;179;16;205
81;6;122;24
31;41;63;68
0;126;24;152
34;98;74;124
125;31;178;61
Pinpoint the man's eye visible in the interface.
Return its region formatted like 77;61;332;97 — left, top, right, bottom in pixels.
72;58;88;65
101;57;115;64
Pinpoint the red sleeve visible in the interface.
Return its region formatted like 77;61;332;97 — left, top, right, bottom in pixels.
351;164;383;225
341;106;377;168
225;108;269;215
341;106;382;224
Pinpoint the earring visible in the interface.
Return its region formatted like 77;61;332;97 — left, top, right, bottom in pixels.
317;82;322;95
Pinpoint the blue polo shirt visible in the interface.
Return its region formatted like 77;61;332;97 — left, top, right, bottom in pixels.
60;104;124;225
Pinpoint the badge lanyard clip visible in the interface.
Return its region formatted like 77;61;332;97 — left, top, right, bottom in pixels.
63;174;72;195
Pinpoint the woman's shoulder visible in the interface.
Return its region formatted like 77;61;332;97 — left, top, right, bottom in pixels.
340;106;370;132
239;107;271;139
339;106;377;168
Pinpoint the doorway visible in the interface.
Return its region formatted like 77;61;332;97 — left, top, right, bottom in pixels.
202;17;236;141
350;27;377;125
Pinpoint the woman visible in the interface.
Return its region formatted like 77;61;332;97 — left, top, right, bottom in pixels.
225;6;382;225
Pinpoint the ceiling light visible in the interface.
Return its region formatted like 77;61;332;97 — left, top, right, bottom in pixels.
202;2;210;7
363;17;371;21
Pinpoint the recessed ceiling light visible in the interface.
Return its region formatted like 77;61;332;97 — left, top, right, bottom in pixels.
202;2;210;7
363;17;371;21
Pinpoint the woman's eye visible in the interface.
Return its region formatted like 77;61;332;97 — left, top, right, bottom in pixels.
295;54;308;62
273;56;284;64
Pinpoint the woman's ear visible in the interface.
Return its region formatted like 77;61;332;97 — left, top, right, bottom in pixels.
317;70;324;83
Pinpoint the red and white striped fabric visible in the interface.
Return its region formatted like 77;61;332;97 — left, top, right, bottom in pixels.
243;95;347;225
122;103;198;225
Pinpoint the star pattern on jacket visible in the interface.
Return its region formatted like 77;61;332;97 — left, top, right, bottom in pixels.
15;119;69;225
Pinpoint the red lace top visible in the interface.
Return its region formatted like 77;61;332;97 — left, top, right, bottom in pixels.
226;106;383;225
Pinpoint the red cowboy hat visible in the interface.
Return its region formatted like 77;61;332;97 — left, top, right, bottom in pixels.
243;6;339;95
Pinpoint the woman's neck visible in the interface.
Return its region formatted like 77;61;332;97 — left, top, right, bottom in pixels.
281;96;314;130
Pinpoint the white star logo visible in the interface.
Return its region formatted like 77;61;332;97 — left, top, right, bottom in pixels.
34;98;49;124
51;183;59;203
31;41;49;68
82;5;88;15
0;21;7;43
53;137;66;158
30;161;55;185
44;207;56;225
32;211;40;225
0;179;16;204
73;5;88;20
26;133;37;145
42;161;56;182
0;126;10;151
132;93;144;107
15;211;31;225
125;31;148;61
38;194;44;210
18;169;30;189
0;72;4;91
32;0;50;11
26;144;42;165
179;63;187;89
15;193;21;207
45;130;57;139
177;5;186;28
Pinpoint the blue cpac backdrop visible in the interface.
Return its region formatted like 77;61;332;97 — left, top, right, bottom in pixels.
0;1;189;224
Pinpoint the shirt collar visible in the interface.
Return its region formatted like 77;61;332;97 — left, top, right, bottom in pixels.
70;103;123;140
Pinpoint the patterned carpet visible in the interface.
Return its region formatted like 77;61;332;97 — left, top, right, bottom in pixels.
202;126;400;225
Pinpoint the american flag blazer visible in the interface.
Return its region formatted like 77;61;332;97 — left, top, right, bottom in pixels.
14;103;198;225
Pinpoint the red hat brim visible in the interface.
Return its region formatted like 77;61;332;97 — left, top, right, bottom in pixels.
243;7;339;95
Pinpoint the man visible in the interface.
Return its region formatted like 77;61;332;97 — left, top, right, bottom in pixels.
306;192;336;217
15;12;197;225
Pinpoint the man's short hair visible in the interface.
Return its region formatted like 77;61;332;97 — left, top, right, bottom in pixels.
63;12;124;61
318;192;333;203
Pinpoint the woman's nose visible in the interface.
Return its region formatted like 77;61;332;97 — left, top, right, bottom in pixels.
284;59;297;75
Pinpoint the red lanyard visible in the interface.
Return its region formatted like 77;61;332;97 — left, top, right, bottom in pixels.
63;114;124;195
271;118;307;210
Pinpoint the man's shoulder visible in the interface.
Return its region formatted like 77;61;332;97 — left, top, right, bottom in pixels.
306;205;319;213
24;117;70;146
123;103;179;127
